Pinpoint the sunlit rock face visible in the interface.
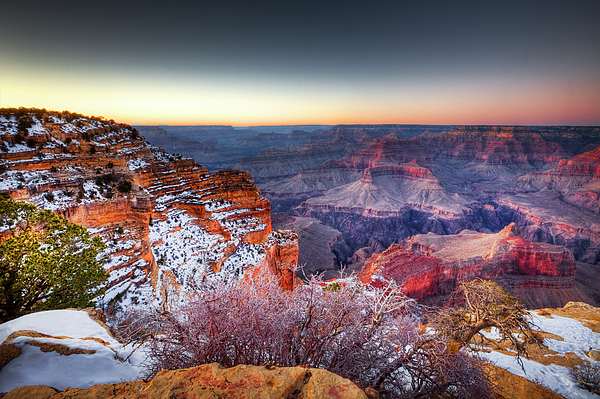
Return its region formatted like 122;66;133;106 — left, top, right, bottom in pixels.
0;111;298;314
359;223;577;307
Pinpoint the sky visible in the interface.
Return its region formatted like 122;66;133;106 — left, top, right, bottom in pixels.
1;0;599;126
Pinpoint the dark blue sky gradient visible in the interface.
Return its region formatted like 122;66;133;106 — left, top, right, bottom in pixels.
1;0;598;125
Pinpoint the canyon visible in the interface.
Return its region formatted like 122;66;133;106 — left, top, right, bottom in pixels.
142;123;600;307
1;109;599;398
2;110;599;309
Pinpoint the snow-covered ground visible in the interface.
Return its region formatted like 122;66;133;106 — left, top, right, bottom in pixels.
480;310;600;399
0;310;146;393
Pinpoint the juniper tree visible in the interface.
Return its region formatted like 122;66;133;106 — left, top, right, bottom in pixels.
0;197;106;322
430;278;540;364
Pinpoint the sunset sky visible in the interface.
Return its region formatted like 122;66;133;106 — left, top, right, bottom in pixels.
1;0;598;126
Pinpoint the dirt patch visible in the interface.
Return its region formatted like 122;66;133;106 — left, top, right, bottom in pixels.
2;330;70;345
25;341;95;356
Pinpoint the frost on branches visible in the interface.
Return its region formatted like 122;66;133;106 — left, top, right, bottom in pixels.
117;277;495;398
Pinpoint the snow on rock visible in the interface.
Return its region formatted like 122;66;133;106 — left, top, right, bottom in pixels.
0;310;145;393
480;308;600;399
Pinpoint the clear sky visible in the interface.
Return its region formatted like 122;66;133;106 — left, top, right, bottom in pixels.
1;0;598;126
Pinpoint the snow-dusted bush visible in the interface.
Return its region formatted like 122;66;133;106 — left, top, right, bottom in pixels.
570;361;600;395
139;277;494;398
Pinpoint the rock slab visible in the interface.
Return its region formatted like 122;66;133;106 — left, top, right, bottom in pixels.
3;363;368;399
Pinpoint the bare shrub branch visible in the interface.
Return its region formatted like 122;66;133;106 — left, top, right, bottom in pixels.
144;275;495;398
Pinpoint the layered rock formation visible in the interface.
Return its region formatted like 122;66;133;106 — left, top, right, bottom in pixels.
358;224;580;308
258;125;599;289
0;109;298;314
517;146;600;213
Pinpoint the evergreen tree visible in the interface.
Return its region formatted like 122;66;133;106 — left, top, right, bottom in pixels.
0;197;107;322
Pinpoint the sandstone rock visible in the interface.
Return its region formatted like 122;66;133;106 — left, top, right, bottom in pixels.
3;364;368;399
588;349;600;361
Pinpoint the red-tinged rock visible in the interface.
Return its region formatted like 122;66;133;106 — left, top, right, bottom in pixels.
359;223;577;306
253;230;299;291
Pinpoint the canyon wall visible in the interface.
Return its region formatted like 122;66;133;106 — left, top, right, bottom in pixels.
0;110;298;315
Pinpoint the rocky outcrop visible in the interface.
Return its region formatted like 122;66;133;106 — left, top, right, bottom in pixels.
517;146;600;213
2;363;368;399
0;110;298;314
358;223;578;307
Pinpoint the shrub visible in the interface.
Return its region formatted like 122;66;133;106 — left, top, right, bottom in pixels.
139;277;495;398
429;279;539;366
570;362;600;395
44;192;54;202
102;174;114;184
117;180;132;193
17;117;33;134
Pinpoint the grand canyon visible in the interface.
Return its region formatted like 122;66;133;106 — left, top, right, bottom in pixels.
137;123;600;308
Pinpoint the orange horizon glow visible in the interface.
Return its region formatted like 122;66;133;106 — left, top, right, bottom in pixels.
2;62;599;127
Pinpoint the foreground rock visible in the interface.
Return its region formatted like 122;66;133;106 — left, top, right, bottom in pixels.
3;363;368;399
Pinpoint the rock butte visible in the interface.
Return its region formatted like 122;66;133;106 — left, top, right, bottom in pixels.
358;223;579;308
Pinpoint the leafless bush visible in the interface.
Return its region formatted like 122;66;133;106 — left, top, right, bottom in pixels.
429;279;539;366
570;362;600;395
143;276;495;398
110;307;164;361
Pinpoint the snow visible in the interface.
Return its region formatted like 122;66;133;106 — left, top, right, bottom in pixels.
479;311;600;399
0;310;146;393
127;158;150;171
484;351;596;399
530;313;600;359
